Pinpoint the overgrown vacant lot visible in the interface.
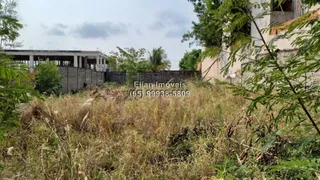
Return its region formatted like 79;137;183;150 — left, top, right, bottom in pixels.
1;83;319;179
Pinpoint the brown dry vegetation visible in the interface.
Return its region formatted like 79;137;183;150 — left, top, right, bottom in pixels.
0;83;319;179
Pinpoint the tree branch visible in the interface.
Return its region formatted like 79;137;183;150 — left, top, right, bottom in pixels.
246;12;320;135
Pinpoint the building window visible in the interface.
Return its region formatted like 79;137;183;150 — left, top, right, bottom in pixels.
272;0;293;12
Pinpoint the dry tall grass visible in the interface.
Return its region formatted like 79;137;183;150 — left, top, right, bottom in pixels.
0;83;304;179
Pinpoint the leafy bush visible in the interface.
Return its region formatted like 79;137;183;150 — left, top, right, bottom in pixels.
35;60;62;95
179;49;202;70
0;0;34;141
0;55;33;140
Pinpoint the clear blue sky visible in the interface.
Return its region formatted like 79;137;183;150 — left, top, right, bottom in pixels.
16;0;199;69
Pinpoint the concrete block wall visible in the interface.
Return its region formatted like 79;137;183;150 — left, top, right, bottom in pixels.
105;71;127;84
92;71;97;85
59;67;69;93
85;69;92;85
59;67;104;93
78;69;86;89
105;71;200;84
68;68;78;91
137;71;200;83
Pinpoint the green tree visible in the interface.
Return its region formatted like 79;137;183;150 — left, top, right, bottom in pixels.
110;47;152;85
108;47;149;72
182;0;251;49
0;0;23;49
0;0;33;140
179;49;202;70
115;47;152;73
35;60;62;95
148;47;171;72
182;0;223;47
0;55;32;140
196;0;320;178
108;47;171;73
207;0;320;134
106;52;118;71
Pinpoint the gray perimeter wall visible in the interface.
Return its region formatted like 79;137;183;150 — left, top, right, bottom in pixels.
59;67;104;93
105;70;201;84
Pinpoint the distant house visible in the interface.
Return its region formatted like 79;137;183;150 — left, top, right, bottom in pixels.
200;0;320;84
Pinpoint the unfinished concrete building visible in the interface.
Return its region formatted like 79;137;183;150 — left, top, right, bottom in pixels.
1;49;108;72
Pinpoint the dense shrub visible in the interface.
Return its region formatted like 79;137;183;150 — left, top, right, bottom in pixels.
0;55;33;140
0;0;32;140
35;60;62;95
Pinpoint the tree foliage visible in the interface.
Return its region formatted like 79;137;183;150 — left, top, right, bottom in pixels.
183;0;251;48
113;47;152;73
212;0;320;134
108;47;171;73
0;54;33;140
194;0;320;177
0;0;32;140
35;60;62;95
107;47;171;84
182;0;223;47
179;49;202;70
148;47;171;72
0;0;23;49
188;0;320;134
108;47;151;85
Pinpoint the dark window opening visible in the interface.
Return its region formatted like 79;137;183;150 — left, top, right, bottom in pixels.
272;0;293;12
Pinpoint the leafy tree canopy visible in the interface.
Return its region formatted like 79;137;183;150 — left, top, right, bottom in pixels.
107;47;171;73
182;0;223;47
182;0;251;49
113;47;152;73
0;0;23;49
148;47;171;72
179;49;202;70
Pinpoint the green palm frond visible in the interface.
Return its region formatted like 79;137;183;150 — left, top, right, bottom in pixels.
148;47;170;72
